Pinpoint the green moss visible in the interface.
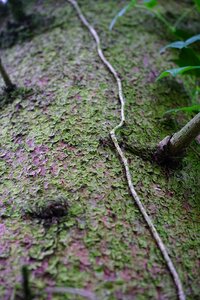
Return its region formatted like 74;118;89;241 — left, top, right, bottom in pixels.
0;0;199;299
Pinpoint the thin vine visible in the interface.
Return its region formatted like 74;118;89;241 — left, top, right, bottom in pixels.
67;1;186;299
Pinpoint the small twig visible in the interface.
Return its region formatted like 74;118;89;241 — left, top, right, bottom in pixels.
0;57;16;92
155;113;200;163
22;266;32;300
67;1;186;300
46;287;98;300
10;288;16;300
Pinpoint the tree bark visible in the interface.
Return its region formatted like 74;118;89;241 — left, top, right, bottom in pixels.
154;113;200;164
0;57;15;91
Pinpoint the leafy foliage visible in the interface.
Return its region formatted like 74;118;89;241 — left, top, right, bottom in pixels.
160;34;200;53
158;33;200;114
165;105;200;115
109;0;176;35
110;0;199;40
109;0;157;31
109;4;130;31
157;66;200;80
194;0;200;11
143;0;158;9
109;0;137;30
110;1;200;115
173;48;200;69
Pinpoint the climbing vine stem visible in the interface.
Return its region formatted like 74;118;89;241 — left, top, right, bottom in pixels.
67;1;185;299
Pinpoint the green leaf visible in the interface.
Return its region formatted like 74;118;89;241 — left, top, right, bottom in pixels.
143;0;158;9
165;105;200;115
109;0;136;31
185;34;200;47
174;48;200;66
157;66;200;80
160;41;185;53
109;4;129;31
172;28;192;40
173;48;200;76
160;34;200;53
194;0;200;11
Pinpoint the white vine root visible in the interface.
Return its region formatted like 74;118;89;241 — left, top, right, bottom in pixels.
67;1;186;299
46;287;98;300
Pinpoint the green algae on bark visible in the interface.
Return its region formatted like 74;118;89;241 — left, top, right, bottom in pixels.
0;0;199;299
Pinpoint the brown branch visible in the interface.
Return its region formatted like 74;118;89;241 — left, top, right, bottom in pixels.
0;57;15;91
155;113;200;163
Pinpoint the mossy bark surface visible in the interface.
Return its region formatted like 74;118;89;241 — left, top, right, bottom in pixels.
0;1;199;299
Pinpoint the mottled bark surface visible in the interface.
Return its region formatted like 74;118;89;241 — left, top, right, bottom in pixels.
0;1;199;299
